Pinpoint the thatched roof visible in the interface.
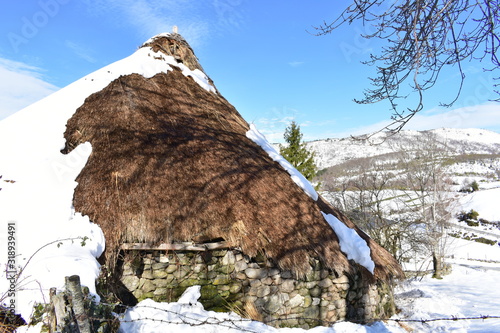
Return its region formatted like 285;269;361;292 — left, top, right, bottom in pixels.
62;34;404;280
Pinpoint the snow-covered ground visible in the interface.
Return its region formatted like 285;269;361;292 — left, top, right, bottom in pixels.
307;128;500;170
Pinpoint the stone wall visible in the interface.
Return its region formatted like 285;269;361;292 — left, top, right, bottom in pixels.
119;249;395;329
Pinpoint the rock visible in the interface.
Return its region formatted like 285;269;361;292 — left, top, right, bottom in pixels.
141;279;156;292
166;264;178;274
121;276;140;291
304;306;320;320
288;294;304;308
305;270;320;282
318;278;333;288
152;262;168;270
261;277;273;285
200;285;218;300
153;288;168;296
174;268;189;279
310;287;321;297
271;275;282;285
256;286;271;298
303;295;312;307
250;279;262;287
222;251;236;265
332;275;349;285
229;283;242;294
281;279;295;293
141;269;154;279
158;255;170;263
153;279;172;288
213;275;231;285
152;269;170;279
312;297;320;306
235;260;248;272
265;295;282;313
245;268;268;279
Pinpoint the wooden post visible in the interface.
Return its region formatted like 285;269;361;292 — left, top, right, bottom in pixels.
47;288;57;333
65;275;91;333
51;291;74;332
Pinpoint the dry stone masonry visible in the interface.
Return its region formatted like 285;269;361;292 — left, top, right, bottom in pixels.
120;248;395;328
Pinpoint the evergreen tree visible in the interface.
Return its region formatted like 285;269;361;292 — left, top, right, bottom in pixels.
279;121;317;181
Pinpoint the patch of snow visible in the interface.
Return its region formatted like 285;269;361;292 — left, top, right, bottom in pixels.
321;212;375;274
246;124;318;201
459;187;500;221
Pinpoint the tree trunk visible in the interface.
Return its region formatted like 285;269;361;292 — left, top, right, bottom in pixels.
432;251;443;279
65;275;91;333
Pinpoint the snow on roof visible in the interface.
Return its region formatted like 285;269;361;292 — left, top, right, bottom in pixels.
321;212;375;274
246;123;319;201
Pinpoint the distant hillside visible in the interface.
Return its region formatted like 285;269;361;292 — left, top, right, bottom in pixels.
305;128;500;170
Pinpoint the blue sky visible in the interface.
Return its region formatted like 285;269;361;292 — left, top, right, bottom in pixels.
1;0;499;143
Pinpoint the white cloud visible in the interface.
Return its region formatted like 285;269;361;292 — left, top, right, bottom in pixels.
0;58;59;120
319;103;500;140
288;61;304;67
65;40;97;63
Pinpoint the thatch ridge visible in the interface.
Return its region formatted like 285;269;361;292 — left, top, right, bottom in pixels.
63;35;404;281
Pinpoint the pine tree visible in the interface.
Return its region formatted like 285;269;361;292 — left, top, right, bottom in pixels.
279;121;317;182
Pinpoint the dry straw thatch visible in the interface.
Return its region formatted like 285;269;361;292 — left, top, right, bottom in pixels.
62;34;404;281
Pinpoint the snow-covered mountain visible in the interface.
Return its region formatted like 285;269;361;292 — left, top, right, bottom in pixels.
306;128;500;170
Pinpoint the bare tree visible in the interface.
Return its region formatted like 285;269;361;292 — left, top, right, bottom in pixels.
394;132;456;278
321;157;418;263
314;1;499;136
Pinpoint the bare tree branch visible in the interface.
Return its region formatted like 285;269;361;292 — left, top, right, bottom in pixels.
314;0;500;137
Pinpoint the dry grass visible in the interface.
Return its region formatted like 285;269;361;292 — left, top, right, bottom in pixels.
62;35;404;281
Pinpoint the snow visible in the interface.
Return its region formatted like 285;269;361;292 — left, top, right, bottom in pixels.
308;128;500;170
246;124;319;201
459;187;500;221
321;212;375;274
0;34;216;321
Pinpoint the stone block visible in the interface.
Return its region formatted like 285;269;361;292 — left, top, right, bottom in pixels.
310;287;321;297
265;294;282;313
332;275;349;285
288;294;304;308
152;270;169;279
229;283;242;294
318;278;333;288
121;275;139;291
141;279;156;292
141;269;154;279
213;275;231;285
261;277;273;285
165;264;178;274
245;268;268;279
152;262;168;270
281;279;295;293
256;286;271;298
222;251;236;265
234;260;247;272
